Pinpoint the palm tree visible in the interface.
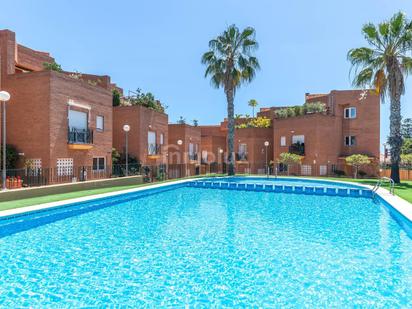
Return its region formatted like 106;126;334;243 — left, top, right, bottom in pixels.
348;12;412;183
248;99;258;117
202;25;260;175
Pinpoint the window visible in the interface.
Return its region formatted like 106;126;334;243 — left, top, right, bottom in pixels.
292;135;305;144
280;136;286;146
301;165;312;176
68;110;88;130
344;107;356;119
93;157;105;171
344;136;356;146
148;131;156;155
238;143;247;161
160;133;164;145
319;165;327;176
201;150;208;163
96;115;104;131
189;143;197;160
57;158;74;176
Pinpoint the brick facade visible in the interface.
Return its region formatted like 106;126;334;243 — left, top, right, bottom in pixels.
0;29;113;171
113;105;168;165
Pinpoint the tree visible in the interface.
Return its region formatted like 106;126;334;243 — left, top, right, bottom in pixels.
345;154;371;178
347;12;412;183
402;138;412;154
112;89;121;107
0;144;19;169
202;25;260;175
192;119;199;127
43;61;63;72
401;118;412;139
248;99;258;118
278;152;302;176
401;153;412;166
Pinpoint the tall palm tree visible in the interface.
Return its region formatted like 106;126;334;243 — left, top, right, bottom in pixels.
348;12;412;183
248;99;258;118
202;25;260;175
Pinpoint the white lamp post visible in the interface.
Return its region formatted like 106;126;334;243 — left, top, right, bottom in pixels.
0;91;11;190
123;124;130;176
264;141;269;177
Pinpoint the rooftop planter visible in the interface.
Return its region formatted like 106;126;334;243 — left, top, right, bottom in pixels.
117;88;165;113
274;102;326;119
235;116;271;129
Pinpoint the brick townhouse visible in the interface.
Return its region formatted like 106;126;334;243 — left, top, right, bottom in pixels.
113;105;168;166
199;89;380;177
0;29;113;179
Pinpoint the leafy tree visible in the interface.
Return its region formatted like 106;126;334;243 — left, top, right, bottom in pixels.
345;154;371;178
192;119;199;127
248;99;258;117
401;118;412;139
202;25;260;175
112;89;121;107
278;152;302;176
43;61;63;72
401;153;412;166
112;148;121;164
347;12;412;183
0;144;19;169
235;116;271;129
401;138;412;154
122;88;165;113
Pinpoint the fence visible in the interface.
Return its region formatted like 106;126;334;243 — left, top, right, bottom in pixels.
1;162;380;190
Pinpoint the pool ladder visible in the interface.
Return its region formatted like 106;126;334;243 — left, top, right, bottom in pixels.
372;177;395;196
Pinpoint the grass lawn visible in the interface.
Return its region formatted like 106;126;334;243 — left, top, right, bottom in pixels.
1;175;411;213
0;178;195;212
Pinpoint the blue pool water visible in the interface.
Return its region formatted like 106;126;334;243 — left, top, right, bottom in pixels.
0;183;411;307
208;176;365;188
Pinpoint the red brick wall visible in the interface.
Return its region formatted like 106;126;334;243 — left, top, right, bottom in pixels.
167;124;201;164
113;105;168;165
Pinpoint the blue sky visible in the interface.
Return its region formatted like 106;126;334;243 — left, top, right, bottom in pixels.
2;0;412;148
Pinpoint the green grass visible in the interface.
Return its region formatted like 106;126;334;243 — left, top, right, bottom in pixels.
0;177;199;212
1;175;411;213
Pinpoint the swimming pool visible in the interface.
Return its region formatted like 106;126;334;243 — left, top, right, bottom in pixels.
205;176;365;188
0;178;411;307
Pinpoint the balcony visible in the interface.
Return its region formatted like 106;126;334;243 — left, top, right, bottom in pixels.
236;153;248;162
148;144;161;159
289;142;305;156
188;153;198;162
67;127;93;150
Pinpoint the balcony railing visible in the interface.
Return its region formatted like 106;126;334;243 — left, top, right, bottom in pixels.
68;127;93;144
236;153;248;161
188;153;198;161
148;144;161;156
289;142;305;156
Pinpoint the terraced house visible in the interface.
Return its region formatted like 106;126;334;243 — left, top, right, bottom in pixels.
199;89;380;177
0;30;114;182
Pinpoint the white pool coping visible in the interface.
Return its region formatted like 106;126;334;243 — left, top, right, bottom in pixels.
1;177;411;225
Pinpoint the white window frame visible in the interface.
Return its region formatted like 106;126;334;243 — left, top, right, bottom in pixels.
93;157;106;171
280;136;286;146
344;136;356;146
148;131;157;155
201;150;208;162
68;110;88;130
239;143;247;155
96;115;104;131
160;133;164;145
292;135;305;144
344;107;357;119
319;165;327;176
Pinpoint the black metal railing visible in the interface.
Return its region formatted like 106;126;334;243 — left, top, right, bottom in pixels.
188;153;198;161
236;153;248;161
68;127;93;144
289;143;305;156
148;144;161;156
